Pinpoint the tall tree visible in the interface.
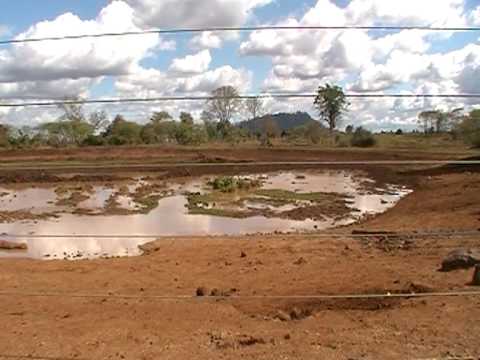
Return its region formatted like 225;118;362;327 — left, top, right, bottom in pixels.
418;111;438;134
314;84;349;133
151;111;172;124
88;110;109;133
245;97;265;120
57;98;86;123
204;86;242;125
180;112;194;126
458;109;480;148
418;108;464;134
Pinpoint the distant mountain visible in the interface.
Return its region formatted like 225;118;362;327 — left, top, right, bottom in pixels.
238;112;320;134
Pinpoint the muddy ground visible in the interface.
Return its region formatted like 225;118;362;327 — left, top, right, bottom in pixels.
0;146;479;359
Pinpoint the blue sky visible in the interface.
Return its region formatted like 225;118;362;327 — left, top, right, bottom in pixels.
0;0;480;130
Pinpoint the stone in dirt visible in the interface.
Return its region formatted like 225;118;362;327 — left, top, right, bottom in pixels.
294;257;307;265
472;265;480;286
208;331;266;349
196;287;209;297
275;310;291;322
138;241;162;255
440;249;480;272
0;240;27;251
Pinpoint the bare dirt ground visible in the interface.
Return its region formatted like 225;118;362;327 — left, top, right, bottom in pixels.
0;146;479;360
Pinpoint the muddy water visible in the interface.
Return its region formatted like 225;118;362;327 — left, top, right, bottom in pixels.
0;171;411;260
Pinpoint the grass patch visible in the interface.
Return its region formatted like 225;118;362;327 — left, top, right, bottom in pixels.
188;206;252;218
208;176;262;193
254;189;345;203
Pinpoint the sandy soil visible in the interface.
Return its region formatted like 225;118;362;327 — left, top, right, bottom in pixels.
0;147;479;360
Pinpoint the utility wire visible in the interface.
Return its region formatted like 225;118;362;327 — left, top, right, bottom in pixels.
1;94;480;108
0;290;479;301
2;25;480;46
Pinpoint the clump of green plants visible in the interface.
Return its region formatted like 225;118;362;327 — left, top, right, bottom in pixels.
350;127;377;148
208;176;262;193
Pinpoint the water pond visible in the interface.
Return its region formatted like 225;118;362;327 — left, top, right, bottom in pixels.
0;170;411;260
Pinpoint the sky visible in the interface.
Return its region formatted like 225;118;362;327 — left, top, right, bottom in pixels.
0;0;480;131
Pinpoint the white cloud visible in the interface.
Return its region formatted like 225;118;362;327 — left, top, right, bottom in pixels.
169;50;212;75
345;0;467;26
239;0;479;129
189;31;240;50
116;64;251;97
470;6;480;26
124;0;273;28
190;32;223;49
0;1;165;99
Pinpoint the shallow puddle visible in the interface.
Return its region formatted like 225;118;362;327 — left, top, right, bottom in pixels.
0;171;411;260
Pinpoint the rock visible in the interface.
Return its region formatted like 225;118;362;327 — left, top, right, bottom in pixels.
294;257;307;265
440;249;480;272
472;265;480;286
275;310;291;322
138;241;161;255
196;287;209;297
210;288;220;296
0;240;27;251
290;307;303;320
405;282;434;294
284;333;291;340
290;307;311;320
240;251;247;258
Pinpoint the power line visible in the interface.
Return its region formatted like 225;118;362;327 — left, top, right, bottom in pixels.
1;94;480;108
2;25;480;46
1;230;478;240
0;290;479;301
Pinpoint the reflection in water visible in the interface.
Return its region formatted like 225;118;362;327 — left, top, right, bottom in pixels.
0;171;411;260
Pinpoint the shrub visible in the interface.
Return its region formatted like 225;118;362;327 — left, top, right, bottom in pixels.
208;176;261;193
458;110;480;148
82;135;105;146
350;127;376;147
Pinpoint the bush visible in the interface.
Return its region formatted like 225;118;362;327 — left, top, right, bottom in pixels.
82;135;105;146
458;110;480;148
350;127;376;147
208;176;261;193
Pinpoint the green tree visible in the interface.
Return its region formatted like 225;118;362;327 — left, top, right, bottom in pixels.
180;112;194;126
314;84;349;133
0;124;10;147
104;115;142;145
458;109;480;148
350;127;376;147
151;111;172;124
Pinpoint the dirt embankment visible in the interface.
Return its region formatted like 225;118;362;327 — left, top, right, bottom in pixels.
0;148;479;359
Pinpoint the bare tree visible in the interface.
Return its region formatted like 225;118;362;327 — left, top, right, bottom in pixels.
418;108;464;134
204;86;242;125
418;111;437;134
88;110;109;133
260;116;280;147
245;97;265;120
57;98;85;123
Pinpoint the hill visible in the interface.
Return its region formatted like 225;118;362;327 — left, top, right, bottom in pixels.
238;112;320;134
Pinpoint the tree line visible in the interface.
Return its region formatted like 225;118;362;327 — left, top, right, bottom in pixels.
0;84;479;148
